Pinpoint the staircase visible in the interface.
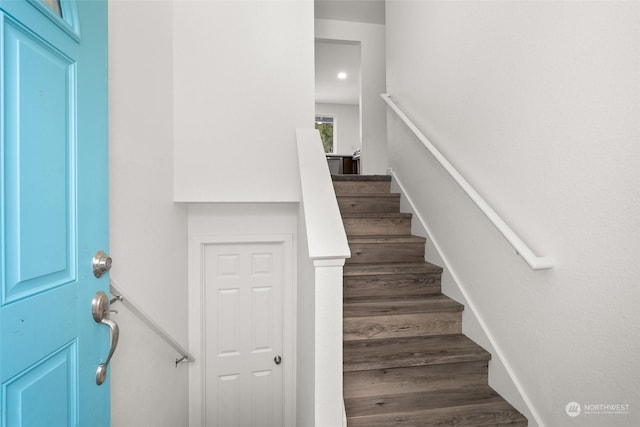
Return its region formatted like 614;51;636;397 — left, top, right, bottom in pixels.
333;174;527;427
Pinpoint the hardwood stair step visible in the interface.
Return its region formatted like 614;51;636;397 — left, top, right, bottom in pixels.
332;174;392;182
333;175;392;195
344;334;491;372
345;385;528;426
337;193;401;214
346;235;426;264
344;275;442;298
344;360;489;399
342;212;413;236
344;262;443;299
344;294;463;317
343;295;463;340
344;262;443;277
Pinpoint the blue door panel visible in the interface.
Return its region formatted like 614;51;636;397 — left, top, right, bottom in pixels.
3;342;77;427
2;15;76;304
0;286;76;382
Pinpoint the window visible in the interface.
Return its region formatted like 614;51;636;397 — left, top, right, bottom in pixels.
42;0;63;16
315;115;336;153
28;0;81;39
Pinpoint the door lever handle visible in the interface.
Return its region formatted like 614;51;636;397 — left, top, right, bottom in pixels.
92;291;120;385
95;318;119;385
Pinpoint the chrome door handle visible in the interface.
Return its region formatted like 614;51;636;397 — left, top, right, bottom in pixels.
92;291;120;385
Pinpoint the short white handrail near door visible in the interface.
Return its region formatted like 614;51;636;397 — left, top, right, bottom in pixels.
381;94;552;270
109;279;194;366
296;128;351;427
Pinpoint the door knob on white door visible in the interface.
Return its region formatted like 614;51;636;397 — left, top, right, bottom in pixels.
274;355;282;365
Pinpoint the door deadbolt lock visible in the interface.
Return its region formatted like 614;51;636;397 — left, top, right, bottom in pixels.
93;250;112;278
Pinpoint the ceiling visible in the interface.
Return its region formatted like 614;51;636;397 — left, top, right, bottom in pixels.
315;0;385;25
315;40;361;105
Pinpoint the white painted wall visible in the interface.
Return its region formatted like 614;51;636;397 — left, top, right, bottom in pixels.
109;0;189;425
109;304;189;427
110;1;332;425
386;2;640;426
187;203;298;241
173;0;315;202
315;103;360;155
315;19;387;174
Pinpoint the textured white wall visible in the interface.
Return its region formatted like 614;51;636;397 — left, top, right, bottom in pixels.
315;103;360;155
173;0;315;202
109;0;189;425
315;19;387;174
386;2;640;426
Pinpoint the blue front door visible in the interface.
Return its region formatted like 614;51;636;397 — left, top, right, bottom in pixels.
0;0;109;425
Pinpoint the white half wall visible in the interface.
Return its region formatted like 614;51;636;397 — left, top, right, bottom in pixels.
315;103;360;155
296;204;315;426
109;0;189;425
315;19;387;174
386;2;640;426
173;0;315;202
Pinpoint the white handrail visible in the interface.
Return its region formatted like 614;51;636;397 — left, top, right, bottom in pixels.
110;279;195;365
296;129;351;261
381;94;552;270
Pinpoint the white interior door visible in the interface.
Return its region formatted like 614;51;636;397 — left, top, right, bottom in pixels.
189;235;293;427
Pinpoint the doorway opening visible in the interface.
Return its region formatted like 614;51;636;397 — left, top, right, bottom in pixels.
314;39;361;174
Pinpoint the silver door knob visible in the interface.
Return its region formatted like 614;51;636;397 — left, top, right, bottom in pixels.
274;355;282;365
93;250;112;278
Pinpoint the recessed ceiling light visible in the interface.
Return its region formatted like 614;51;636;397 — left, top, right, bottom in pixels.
337;71;347;80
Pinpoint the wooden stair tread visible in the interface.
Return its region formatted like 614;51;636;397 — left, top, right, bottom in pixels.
332;174;391;182
341;212;412;218
344;335;491;371
343;361;490;399
348;235;426;244
343;214;413;237
343;296;463;340
344;295;463;317
337;192;400;198
345;385;528;426
344;262;443;276
337;193;402;214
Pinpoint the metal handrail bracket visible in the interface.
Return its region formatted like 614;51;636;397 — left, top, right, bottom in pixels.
109;279;195;366
381;93;552;270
